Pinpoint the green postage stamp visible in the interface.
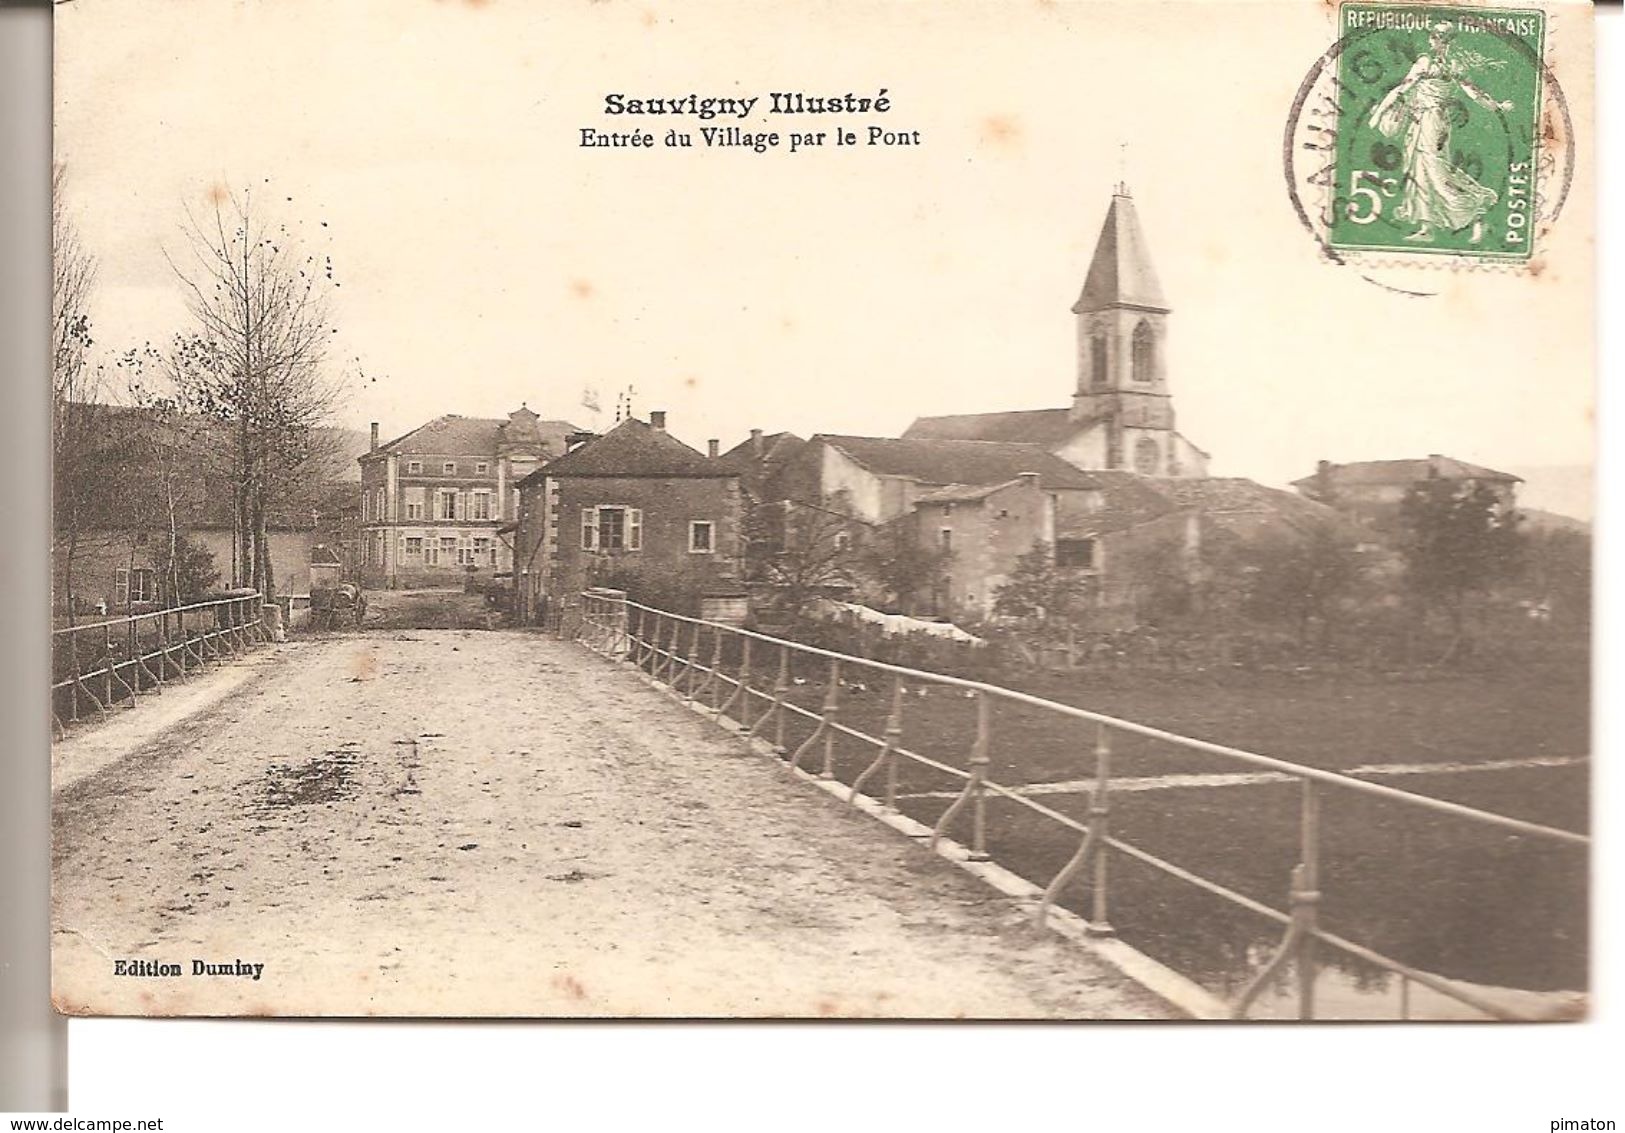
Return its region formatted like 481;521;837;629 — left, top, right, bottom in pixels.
1328;4;1546;260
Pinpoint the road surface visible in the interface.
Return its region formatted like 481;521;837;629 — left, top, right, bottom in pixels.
52;627;1172;1018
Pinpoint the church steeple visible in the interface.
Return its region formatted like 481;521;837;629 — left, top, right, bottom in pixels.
1072;186;1170;316
1070;186;1179;474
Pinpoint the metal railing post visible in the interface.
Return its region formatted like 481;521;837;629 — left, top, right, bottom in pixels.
126;615;139;700
968;690;991;861
772;646;790;752
102;622;113;705
1087;722;1114;935
1295;780;1322;1020
683;622;700;703
734;636;753;727
705;626;723;709
851;674;904;808
819;658;840;779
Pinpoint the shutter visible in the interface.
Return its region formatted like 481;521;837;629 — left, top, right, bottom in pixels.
580;508;596;550
628;509;643;551
114;568;129;608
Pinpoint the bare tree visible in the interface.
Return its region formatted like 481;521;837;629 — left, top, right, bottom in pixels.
165;187;343;599
743;494;860;626
51;164;103;622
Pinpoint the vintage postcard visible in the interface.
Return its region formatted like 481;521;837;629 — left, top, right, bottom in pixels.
50;0;1594;1020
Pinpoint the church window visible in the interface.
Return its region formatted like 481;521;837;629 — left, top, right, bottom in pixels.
1132;321;1155;384
1134;436;1160;475
1090;333;1108;388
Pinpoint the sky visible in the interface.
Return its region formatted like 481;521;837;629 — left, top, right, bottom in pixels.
54;0;1595;499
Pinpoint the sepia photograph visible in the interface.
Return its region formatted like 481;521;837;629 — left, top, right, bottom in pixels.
47;0;1594;1022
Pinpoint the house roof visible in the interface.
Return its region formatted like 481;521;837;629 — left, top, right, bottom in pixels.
902;407;1080;446
1154;477;1339;524
815;434;1099;490
915;479;1028;505
1072;190;1169;314
522;417;735;481
368;411;582;461
1055;469;1182;538
717;431;805;468
1289;456;1522;490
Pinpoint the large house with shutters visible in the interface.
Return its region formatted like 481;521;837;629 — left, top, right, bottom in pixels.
357;406;582;588
512;413;743;622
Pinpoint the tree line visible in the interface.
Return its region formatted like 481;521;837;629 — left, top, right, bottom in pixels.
52;173;351;621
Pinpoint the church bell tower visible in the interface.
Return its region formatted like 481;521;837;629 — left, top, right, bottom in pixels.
1070;186;1178;473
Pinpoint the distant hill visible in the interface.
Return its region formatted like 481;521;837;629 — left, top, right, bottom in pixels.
1521;507;1590;535
318;426;371;482
1507;465;1591;522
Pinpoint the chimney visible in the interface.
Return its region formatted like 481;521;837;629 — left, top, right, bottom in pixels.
707;439;720;459
370;422;379;452
1017;472;1040;489
566;430;597;453
1427;453;1444;478
650;410;667;432
750;428;763;457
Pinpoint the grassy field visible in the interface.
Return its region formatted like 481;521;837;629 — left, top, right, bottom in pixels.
703;651;1590;1007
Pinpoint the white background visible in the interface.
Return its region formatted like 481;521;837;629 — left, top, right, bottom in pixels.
44;8;1625;1130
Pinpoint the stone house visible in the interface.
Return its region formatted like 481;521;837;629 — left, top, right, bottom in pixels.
911;474;1056;617
513;413;743;622
52;404;365;614
1291;455;1522;531
356;406;581;588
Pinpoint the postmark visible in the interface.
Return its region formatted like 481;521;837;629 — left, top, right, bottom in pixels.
1285;2;1573;278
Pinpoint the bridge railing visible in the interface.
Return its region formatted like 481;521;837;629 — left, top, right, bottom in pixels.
51;592;267;733
575;590;1588;1021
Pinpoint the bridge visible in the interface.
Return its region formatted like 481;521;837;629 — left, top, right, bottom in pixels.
50;590;1587;1020
49;597;1174;1019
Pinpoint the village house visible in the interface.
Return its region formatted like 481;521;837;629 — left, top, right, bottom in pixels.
904;185;1210;479
1292;455;1522;530
53;404;365;615
513;413;744;623
356;406;581;588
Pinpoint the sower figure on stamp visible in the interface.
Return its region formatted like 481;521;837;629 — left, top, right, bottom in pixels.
1368;22;1513;245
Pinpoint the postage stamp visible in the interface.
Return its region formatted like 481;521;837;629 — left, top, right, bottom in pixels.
1283;1;1573;278
1328;4;1544;260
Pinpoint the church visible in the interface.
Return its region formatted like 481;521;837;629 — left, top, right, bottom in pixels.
904;184;1210;480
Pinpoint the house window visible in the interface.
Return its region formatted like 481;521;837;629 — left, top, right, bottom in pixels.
1091;332;1108;388
1132;321;1155;384
474;536;493;566
443;461;457;475
939;528;953;552
438;490;459;521
405;486;425;520
476;462;489;475
457;538;476;567
834;530;852;552
689;520;715;554
470;491;492;521
405;536;424;558
408;460;423;474
1056;537;1097;570
425;538;439;566
581;506;643;551
439;536;457;564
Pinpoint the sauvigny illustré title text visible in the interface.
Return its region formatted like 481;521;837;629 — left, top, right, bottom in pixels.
580;89;921;153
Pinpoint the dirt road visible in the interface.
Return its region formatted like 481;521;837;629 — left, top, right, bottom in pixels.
52;629;1172;1018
